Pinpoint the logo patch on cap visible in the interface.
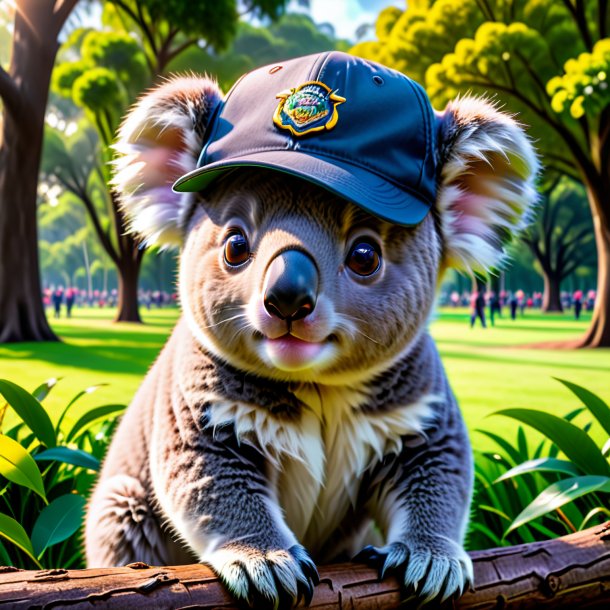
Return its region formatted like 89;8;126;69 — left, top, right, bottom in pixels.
273;81;346;136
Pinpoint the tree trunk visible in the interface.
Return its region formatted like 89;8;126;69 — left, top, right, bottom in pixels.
569;183;610;347
542;271;563;312
0;5;61;342
0;523;608;609
115;246;143;323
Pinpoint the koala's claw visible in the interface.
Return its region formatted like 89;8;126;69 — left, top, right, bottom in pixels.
289;544;319;606
354;539;472;606
209;543;318;609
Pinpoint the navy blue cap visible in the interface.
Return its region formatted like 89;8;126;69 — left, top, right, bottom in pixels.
173;51;437;226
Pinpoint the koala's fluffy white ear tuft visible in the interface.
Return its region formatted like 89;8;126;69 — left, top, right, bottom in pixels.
112;76;223;247
436;96;539;274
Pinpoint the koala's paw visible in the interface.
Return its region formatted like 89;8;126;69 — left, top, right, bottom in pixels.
354;536;472;607
207;543;318;609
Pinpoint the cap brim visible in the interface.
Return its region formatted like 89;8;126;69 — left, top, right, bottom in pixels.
173;150;430;227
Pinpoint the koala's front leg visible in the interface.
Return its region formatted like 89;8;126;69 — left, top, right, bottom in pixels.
152;420;318;609
356;403;473;606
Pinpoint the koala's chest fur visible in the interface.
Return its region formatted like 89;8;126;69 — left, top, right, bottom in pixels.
206;382;435;554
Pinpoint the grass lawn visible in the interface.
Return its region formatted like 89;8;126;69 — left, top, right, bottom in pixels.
1;305;609;449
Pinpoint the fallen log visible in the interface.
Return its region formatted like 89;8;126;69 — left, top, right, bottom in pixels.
0;522;608;609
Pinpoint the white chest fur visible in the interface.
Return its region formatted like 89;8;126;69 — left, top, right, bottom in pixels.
205;385;436;554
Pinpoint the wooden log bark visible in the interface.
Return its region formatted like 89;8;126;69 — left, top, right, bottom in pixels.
0;523;608;609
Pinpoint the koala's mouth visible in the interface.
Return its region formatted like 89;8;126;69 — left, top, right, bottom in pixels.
260;334;338;372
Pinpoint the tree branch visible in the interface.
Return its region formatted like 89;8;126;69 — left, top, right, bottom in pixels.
515;49;590;148
0;523;609;608
0;65;22;121
52;0;80;31
562;0;594;50
55;175;120;266
474;0;496;21
601;0;608;38
166;37;198;66
460;77;595;181
112;0;158;59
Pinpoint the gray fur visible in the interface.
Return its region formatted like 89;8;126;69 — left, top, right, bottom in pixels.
87;79;537;609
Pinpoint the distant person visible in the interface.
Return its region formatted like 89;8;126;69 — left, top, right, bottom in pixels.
509;293;518;320
573;289;583;320
42;288;51;311
65;288;76;318
489;291;501;326
516;289;525;316
52;286;64;319
470;291;486;328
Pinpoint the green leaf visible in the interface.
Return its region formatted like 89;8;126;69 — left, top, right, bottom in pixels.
495;457;581;483
506;475;610;534
0;512;42;568
31;378;61;403
517;426;529;461
0;539;11;566
479;504;511;522
494;409;610;477
35;447;100;472
467;522;502;547
556;378;610;439
55;384;108;434
475;429;521;464
580;507;610;529
0;380;56;448
66;404;124;442
0;435;47;501
528;520;563;539
31;494;86;558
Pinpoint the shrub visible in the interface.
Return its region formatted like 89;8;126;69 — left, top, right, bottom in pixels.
0;378;125;569
468;378;610;550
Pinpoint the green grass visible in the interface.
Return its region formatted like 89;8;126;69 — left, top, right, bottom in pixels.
0;308;179;426
430;307;610;448
1;305;609;447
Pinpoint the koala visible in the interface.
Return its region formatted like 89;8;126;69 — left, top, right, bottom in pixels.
85;52;538;609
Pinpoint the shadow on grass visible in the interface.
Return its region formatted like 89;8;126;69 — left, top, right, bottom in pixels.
2;340;162;376
441;349;610;372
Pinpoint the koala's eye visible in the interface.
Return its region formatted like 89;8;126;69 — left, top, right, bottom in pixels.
224;230;250;266
346;239;381;277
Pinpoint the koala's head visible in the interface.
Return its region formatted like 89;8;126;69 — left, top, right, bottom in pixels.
113;53;538;384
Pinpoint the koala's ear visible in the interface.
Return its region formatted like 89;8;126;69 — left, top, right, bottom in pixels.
435;97;539;274
112;76;223;247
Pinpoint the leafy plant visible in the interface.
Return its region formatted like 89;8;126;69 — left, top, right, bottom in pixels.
0;378;125;569
468;378;610;550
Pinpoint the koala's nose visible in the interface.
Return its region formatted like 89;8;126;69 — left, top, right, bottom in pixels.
263;250;318;321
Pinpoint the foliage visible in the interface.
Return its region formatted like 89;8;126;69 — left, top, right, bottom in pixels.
548;38;610;119
520;176;596;309
351;0;599;176
167;13;345;93
0;378;125;569
103;0;287;75
469;379;610;550
53;31;147;146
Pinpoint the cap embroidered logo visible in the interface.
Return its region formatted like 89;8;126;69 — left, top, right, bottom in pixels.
273;81;346;137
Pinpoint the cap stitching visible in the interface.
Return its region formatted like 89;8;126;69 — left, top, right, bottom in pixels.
308;51;332;82
198;71;249;167
404;78;429;190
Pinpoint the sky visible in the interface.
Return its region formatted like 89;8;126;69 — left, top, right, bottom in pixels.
287;0;404;41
